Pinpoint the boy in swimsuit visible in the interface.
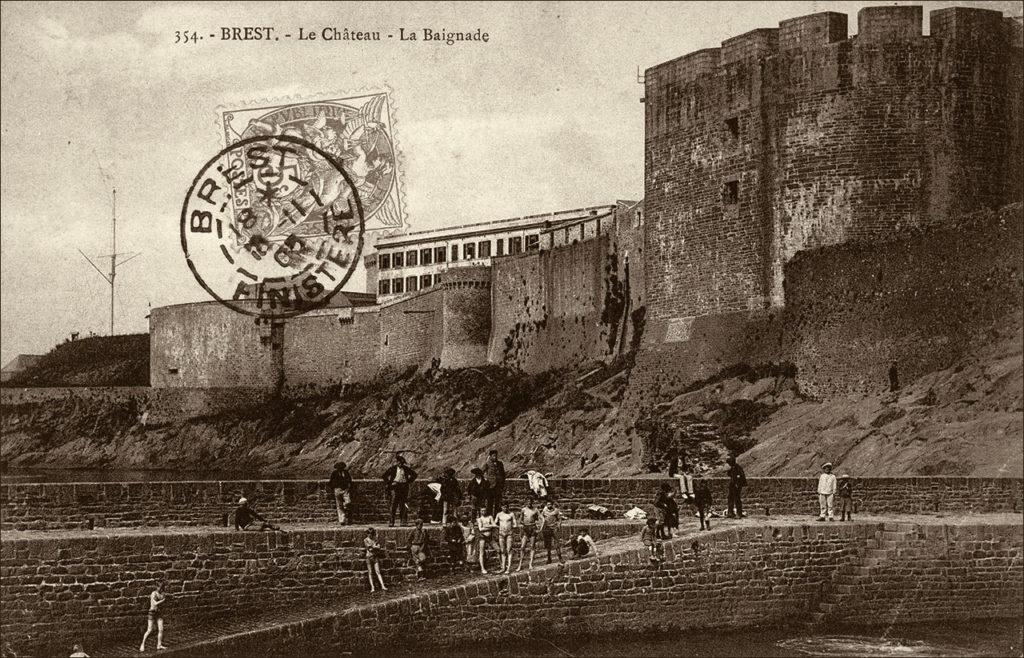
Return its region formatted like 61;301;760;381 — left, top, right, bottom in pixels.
517;497;540;571
476;507;498;574
495;502;517;574
538;499;564;564
364;527;388;592
139;581;167;652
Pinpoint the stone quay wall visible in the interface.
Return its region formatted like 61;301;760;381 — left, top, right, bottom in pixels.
1;477;1020;531
169;519;1023;656
0;521;639;656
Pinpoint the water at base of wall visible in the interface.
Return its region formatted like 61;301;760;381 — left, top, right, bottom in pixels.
360;618;1023;658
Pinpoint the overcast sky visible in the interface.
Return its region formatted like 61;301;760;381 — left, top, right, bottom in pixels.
1;0;1018;364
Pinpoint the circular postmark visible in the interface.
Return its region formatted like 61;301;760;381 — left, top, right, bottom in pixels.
180;134;364;318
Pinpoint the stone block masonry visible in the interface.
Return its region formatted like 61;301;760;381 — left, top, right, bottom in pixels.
644;6;1022;322
0;521;640;656
2;477;1020;532
135;517;1023;656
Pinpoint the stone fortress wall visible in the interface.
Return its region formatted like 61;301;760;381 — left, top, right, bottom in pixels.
148;203;643;390
218;519;1022;657
2;514;1019;656
643;6;1023;328
142;7;1023;400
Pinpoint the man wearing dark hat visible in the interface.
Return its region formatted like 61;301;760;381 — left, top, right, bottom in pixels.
328;461;353;525
483;449;506;517
726;455;746;518
817;462;837;522
467;467;492;515
381;454;418;527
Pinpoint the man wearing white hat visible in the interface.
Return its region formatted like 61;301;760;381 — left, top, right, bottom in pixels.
817;463;837;522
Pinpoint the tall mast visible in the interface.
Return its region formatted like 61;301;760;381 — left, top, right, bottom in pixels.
77;186;140;337
110;188;116;336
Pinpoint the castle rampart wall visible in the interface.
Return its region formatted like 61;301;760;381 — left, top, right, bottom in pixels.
644;7;1023;324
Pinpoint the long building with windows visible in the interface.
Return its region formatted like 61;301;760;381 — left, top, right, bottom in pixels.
364;204;619;302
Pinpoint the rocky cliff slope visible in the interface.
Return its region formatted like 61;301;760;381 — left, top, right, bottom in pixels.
1;307;1020;479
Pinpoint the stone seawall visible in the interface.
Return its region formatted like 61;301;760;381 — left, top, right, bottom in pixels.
0;521;640;655
3;477;1021;531
163;517;1023;656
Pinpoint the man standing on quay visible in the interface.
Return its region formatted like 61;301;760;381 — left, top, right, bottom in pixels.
817;462;837;522
483;449;506;517
726;455;746;518
382;453;418;527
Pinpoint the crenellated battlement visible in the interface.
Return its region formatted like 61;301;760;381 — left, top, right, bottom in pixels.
643;5;1023;325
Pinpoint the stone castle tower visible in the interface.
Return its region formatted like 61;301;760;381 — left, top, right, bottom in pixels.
642;6;1023;330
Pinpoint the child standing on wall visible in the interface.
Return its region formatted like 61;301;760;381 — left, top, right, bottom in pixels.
408;519;429;579
538;499;564;564
459;515;476;564
476;507;499;574
138;581;167;652
838;473;854;521
694;479;713;531
495;502;517;574
364;527;388;593
817;462;837;522
641;518;662;563
517;497;540;571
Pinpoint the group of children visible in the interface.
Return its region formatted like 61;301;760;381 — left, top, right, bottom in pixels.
362;496;596;591
446;498;575;574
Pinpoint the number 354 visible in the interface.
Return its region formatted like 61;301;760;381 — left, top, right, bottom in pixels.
174;31;200;44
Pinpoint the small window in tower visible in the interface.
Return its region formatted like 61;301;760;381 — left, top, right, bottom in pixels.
725;117;740;139
724;180;740;205
168;367;179;375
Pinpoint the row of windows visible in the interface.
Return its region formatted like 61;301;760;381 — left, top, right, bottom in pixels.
378;235;539;270
378;273;442;295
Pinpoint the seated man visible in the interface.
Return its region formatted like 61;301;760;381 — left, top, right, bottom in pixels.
233;497;281;531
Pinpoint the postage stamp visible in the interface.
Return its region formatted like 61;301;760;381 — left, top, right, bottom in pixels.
219;91;407;235
179;134;365;318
